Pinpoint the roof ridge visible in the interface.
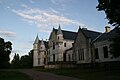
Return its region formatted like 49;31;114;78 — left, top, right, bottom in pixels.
82;29;102;34
92;33;104;43
54;28;77;33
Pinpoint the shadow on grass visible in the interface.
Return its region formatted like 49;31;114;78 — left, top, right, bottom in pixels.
37;68;120;80
0;70;34;80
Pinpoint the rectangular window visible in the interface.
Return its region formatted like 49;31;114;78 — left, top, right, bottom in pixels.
80;49;82;60
103;46;108;58
44;58;46;64
38;58;40;64
68;54;71;61
53;42;55;50
72;54;74;61
53;54;55;62
78;50;80;60
78;48;84;61
81;48;84;60
48;57;50;62
95;48;99;59
64;43;66;47
79;48;84;60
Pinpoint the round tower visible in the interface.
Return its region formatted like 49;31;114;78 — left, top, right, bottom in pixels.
33;35;40;67
40;39;47;66
57;24;63;44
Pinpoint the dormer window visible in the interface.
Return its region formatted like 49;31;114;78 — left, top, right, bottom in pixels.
53;42;55;49
64;43;66;47
72;43;74;46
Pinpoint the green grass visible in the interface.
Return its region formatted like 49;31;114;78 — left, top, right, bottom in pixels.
0;70;34;80
37;68;120;80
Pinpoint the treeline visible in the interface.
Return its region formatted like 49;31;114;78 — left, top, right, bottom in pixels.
11;50;33;68
0;37;33;69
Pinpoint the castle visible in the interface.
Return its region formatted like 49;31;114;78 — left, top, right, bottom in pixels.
33;25;120;68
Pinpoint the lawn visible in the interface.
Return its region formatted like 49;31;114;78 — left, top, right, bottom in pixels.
38;68;120;80
0;70;34;80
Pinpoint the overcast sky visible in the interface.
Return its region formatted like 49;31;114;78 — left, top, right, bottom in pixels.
0;0;109;60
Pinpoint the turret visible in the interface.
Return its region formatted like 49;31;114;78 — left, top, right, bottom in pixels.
33;35;40;67
33;35;40;50
40;39;46;51
57;24;63;43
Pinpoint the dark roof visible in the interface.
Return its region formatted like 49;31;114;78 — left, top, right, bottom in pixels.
94;27;120;42
57;25;63;35
80;28;102;40
39;40;48;48
54;29;77;40
33;35;39;44
44;41;48;48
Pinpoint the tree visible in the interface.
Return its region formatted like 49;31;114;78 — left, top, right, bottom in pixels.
19;50;33;68
11;53;20;68
28;49;33;68
96;0;120;27
97;0;120;58
0;37;12;68
19;55;31;68
109;27;120;58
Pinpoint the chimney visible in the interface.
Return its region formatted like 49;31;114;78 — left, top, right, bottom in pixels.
105;26;110;33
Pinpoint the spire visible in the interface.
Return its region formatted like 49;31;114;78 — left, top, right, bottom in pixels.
41;39;45;45
40;39;45;50
79;26;82;29
52;27;55;31
34;34;39;44
53;26;55;29
57;24;63;35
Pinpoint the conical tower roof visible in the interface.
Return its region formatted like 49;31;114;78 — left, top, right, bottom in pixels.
41;39;45;45
57;24;63;35
33;34;39;44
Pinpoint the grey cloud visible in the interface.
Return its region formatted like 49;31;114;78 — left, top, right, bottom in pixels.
0;30;16;37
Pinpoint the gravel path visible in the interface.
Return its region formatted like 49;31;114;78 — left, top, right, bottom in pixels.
19;69;81;80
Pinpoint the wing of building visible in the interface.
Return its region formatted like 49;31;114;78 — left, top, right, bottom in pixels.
93;27;120;63
33;35;48;67
73;27;102;64
33;25;120;68
48;25;77;63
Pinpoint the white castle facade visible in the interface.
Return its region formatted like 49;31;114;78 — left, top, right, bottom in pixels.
33;25;120;68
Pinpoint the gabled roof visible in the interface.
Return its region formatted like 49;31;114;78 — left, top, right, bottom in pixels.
53;28;77;40
79;28;102;41
41;39;45;45
94;27;120;42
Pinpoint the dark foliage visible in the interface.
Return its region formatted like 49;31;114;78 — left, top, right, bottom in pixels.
97;0;120;58
109;27;120;58
19;50;33;68
0;37;12;68
97;0;120;27
11;53;20;68
11;50;33;68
